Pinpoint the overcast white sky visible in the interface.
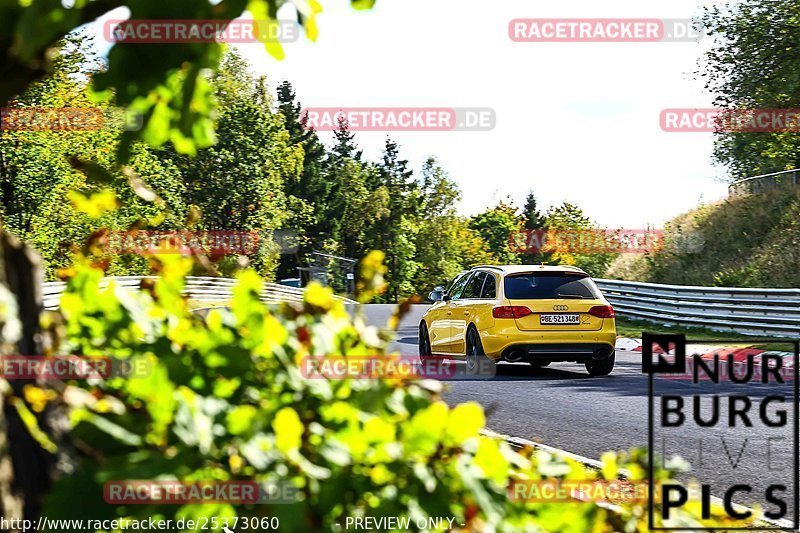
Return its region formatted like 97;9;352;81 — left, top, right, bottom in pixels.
94;0;730;229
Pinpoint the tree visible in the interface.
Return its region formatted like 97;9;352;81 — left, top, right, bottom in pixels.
1;0;375;159
324;116;363;263
545;202;616;277
335;159;389;261
522;190;545;230
412;158;495;292
0;35;187;279
330;115;362;162
375;138;418;301
469;199;522;264
519;190;551;265
702;0;800;178
276;81;333;280
164;52;302;279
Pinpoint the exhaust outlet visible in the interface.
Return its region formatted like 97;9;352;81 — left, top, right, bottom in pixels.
506;351;523;362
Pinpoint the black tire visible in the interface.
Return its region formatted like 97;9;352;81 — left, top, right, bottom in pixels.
586;354;615;376
419;322;433;361
465;327;496;377
529;361;551;368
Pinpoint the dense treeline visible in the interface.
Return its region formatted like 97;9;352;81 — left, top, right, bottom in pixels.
0;37;611;297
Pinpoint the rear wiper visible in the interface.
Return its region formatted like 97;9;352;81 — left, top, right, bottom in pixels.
555;293;591;299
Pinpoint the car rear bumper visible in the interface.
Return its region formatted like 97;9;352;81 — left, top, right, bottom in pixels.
499;342;614;363
478;319;616;360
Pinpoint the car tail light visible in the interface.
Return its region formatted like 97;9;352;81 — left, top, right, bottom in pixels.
492;306;533;319
588;305;615;318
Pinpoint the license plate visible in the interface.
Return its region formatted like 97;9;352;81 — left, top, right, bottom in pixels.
539;314;580;325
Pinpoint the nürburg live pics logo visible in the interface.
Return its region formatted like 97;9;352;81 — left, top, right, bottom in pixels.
643;333;799;530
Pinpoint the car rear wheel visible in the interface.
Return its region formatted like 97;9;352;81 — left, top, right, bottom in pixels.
465;327;495;377
529;360;551;368
585;354;615;376
419;322;433;361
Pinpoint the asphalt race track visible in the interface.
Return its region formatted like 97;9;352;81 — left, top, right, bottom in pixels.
362;304;796;517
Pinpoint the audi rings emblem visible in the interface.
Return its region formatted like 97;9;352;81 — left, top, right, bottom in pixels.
553;305;569;311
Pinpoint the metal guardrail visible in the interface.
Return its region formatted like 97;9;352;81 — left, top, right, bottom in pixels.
44;276;799;337
42;276;356;310
728;168;800;197
595;278;800;337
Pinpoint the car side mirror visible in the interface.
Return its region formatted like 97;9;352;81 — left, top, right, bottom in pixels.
428;290;444;302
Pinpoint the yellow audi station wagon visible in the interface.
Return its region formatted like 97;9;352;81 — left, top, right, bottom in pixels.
419;265;617;376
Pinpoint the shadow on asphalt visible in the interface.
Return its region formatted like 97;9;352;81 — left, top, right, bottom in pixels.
491;363;597;381
437;361;618;385
436;361;791;401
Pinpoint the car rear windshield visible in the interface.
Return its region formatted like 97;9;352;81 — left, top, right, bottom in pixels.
504;273;600;300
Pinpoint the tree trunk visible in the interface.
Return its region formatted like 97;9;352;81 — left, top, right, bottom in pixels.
0;229;53;524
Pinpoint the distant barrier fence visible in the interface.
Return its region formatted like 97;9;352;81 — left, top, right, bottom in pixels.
42;276;356;310
595;278;800;337
728;168;800;197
